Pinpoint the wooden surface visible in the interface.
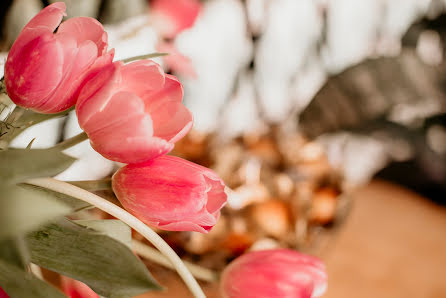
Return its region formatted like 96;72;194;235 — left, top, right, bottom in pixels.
137;180;446;298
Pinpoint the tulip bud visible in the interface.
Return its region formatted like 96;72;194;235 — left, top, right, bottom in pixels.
61;276;99;298
112;155;227;233
150;0;202;39
4;2;113;113
220;249;327;298
76;60;193;164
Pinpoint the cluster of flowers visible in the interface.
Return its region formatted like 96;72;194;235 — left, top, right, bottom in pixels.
5;2;224;234
3;2;327;297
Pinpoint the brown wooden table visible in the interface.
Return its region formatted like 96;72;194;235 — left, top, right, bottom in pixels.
137;180;446;298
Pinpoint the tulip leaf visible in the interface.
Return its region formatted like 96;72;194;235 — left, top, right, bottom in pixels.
0;106;72;145
121;52;168;63
20;183;91;212
0;148;75;184
0;185;72;239
0;236;30;269
0;258;66;298
74;219;132;248
26;219;162;298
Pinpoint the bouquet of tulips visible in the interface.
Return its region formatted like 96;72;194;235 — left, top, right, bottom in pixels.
0;3;327;298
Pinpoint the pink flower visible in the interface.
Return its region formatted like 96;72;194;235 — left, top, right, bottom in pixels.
220;249;327;298
112;155;227;233
0;286;9;298
157;42;197;78
76;60;193;164
61;276;99;298
4;2;112;113
150;0;202;39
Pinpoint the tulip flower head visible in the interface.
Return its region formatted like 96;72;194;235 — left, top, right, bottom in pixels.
220;249;327;298
61;276;100;298
4;2;113;113
150;0;202;39
112;155;227;233
76;60;193;164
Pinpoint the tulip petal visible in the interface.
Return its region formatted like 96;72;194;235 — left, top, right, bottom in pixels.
76;62;120;126
150;101;193;142
203;176;227;214
57;17;108;55
24;2;66;32
82;91;146;134
5;33;63;108
37;40;98;113
120;60;165;96
159;221;210;233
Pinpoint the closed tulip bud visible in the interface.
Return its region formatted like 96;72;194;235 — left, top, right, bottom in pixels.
112;155;227;233
221;249;327;298
4;2;113;113
76;60;193;163
61;276;99;298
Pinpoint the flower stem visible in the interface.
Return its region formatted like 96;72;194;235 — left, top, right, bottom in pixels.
53;132;88;151
67;179;112;191
26;177;206;298
132;240;218;283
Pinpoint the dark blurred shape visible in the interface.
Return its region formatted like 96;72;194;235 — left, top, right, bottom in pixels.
299;50;446;139
299;48;446;202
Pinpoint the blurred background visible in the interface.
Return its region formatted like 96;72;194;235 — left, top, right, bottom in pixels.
1;0;446;297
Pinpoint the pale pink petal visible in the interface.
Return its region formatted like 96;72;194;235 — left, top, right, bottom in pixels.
203;176;227;214
89;113;174;163
57;17;107;55
76;61;120;125
157;42;197;78
24;2;66;32
82;91;145;134
61;276;100;298
144;75;191;142
150;101;193;142
37;40;98;113
5;33;63;109
159;221;210;233
120;60;165;96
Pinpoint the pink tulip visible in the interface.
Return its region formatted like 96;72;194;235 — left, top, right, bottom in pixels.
0;286;9;298
150;0;202;39
220;249;327;298
4;2;112;113
157;42;197;78
112;155;227;233
76;60;192;164
61;276;99;298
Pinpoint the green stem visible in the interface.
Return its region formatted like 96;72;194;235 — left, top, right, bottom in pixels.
26;177;206;298
121;52;168;63
132;240;218;283
53;132;88;151
67;179;112;191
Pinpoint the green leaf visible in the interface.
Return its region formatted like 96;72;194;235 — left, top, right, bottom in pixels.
0;106;72;145
0;258;66;298
0;148;75;184
121;52;168;63
0;236;30;269
75;219;132;248
0;185;72;239
27;219;162;298
20;183;91;212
